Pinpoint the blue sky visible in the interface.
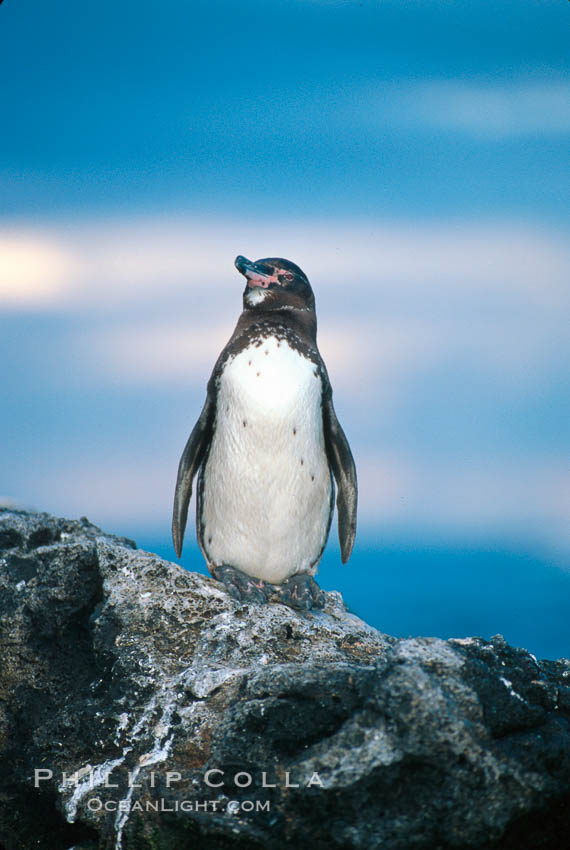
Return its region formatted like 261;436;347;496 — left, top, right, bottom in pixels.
1;1;569;652
2;0;569;219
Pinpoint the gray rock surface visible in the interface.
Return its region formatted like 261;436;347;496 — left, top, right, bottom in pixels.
0;508;569;850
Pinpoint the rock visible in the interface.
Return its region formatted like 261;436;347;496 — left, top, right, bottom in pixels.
0;508;568;850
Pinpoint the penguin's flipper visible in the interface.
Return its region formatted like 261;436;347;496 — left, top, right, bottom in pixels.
323;395;357;563
172;393;215;558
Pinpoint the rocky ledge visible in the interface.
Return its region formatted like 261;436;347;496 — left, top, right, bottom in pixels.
0;509;569;850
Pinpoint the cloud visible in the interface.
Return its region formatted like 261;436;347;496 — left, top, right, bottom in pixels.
171;78;570;149
0;231;76;307
10;454;174;529
4;212;564;414
357;451;570;560
1;214;568;314
84;321;233;385
363;80;570;139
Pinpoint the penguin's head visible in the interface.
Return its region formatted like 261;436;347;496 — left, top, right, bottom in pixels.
235;255;315;312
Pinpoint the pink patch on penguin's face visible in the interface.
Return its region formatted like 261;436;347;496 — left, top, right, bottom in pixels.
246;271;280;289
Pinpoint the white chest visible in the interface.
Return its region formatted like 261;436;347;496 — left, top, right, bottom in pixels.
219;335;322;433
198;336;333;583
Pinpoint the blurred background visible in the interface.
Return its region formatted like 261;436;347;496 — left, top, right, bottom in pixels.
1;0;568;658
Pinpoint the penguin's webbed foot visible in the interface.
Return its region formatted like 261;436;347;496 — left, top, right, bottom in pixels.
211;564;269;605
275;574;325;611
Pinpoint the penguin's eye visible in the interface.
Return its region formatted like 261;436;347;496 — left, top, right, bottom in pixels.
282;273;294;283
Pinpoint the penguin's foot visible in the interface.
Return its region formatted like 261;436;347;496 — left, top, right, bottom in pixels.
211;564;269;605
275;574;325;611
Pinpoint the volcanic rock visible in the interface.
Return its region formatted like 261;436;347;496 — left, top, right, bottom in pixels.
0;509;568;850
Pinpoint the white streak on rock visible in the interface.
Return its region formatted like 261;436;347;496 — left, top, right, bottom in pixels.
500;677;526;703
61;756;127;823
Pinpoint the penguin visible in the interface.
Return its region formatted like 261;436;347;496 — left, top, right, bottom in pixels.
172;255;357;610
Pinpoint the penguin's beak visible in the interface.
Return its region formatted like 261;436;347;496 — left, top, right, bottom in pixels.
235;255;274;288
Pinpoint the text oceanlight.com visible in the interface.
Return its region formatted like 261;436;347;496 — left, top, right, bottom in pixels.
86;798;270;814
